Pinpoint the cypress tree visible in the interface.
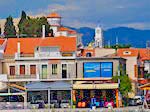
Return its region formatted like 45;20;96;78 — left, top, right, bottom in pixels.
18;11;27;36
4;16;16;38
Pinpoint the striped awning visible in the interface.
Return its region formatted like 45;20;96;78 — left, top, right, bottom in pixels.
139;83;150;90
73;83;118;89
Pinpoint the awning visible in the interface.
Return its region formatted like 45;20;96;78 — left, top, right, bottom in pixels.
138;79;148;84
73;83;118;89
25;81;72;91
25;82;50;90
139;83;150;90
49;81;72;90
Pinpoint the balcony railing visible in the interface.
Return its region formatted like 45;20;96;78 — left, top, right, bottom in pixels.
8;75;36;79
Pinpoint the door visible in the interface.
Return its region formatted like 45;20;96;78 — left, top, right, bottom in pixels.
62;64;67;78
41;65;47;79
20;65;25;75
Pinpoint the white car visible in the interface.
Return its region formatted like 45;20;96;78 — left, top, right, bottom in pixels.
134;96;143;105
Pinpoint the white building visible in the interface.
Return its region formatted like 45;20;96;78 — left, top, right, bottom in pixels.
47;12;77;37
94;25;104;48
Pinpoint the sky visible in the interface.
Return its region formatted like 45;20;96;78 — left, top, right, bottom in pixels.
0;0;150;29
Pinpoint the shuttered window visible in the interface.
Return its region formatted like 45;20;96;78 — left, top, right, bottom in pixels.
10;66;15;75
20;65;25;75
30;65;36;75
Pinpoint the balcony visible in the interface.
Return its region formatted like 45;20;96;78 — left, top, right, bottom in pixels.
0;74;8;82
35;52;61;58
8;75;37;79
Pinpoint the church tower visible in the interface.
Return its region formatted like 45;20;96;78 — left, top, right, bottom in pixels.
94;25;103;48
47;12;61;36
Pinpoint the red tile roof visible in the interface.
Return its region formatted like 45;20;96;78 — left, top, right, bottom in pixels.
0;39;5;45
58;27;77;34
117;48;150;61
117;48;139;57
47;12;61;18
4;36;76;55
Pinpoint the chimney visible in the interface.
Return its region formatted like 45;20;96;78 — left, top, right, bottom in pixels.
17;41;20;55
42;25;45;39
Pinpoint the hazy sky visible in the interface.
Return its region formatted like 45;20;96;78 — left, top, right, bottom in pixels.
0;0;150;29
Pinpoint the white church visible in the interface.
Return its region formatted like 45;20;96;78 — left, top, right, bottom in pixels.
47;12;77;37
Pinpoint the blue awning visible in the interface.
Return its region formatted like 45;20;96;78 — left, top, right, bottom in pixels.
25;81;72;91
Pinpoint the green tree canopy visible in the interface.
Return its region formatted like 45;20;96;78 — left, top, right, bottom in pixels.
105;44;131;49
18;11;27;36
112;75;132;97
19;16;50;37
4;16;16;38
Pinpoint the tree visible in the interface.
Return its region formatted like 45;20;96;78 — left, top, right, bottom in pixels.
18;11;27;36
38;17;50;37
105;44;131;49
4;16;16;38
20;16;50;37
112;75;132;97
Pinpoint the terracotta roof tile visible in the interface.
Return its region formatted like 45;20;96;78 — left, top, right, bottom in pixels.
117;48;150;61
58;27;77;34
0;39;5;45
47;12;61;18
4;36;76;55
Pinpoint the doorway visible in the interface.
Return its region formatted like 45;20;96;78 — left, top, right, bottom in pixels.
41;65;47;79
62;64;67;78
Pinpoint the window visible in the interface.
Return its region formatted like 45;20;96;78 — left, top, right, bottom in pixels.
62;64;67;78
10;66;15;75
41;65;47;79
123;51;131;55
30;65;36;75
20;65;25;75
86;53;92;57
52;64;58;75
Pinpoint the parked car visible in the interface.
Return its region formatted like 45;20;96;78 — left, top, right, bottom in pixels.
128;98;137;106
134;96;143;105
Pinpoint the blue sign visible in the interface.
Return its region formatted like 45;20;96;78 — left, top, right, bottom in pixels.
84;62;100;78
101;62;113;77
83;62;113;78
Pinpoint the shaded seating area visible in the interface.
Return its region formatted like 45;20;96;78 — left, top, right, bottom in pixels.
25;81;72;108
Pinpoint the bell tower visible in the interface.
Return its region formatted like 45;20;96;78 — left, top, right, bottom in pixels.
94;25;103;48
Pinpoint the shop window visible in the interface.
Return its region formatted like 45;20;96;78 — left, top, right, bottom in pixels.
30;65;36;75
9;66;15;76
52;64;58;75
20;65;25;75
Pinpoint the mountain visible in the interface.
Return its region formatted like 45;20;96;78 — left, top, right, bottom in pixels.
74;27;150;48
